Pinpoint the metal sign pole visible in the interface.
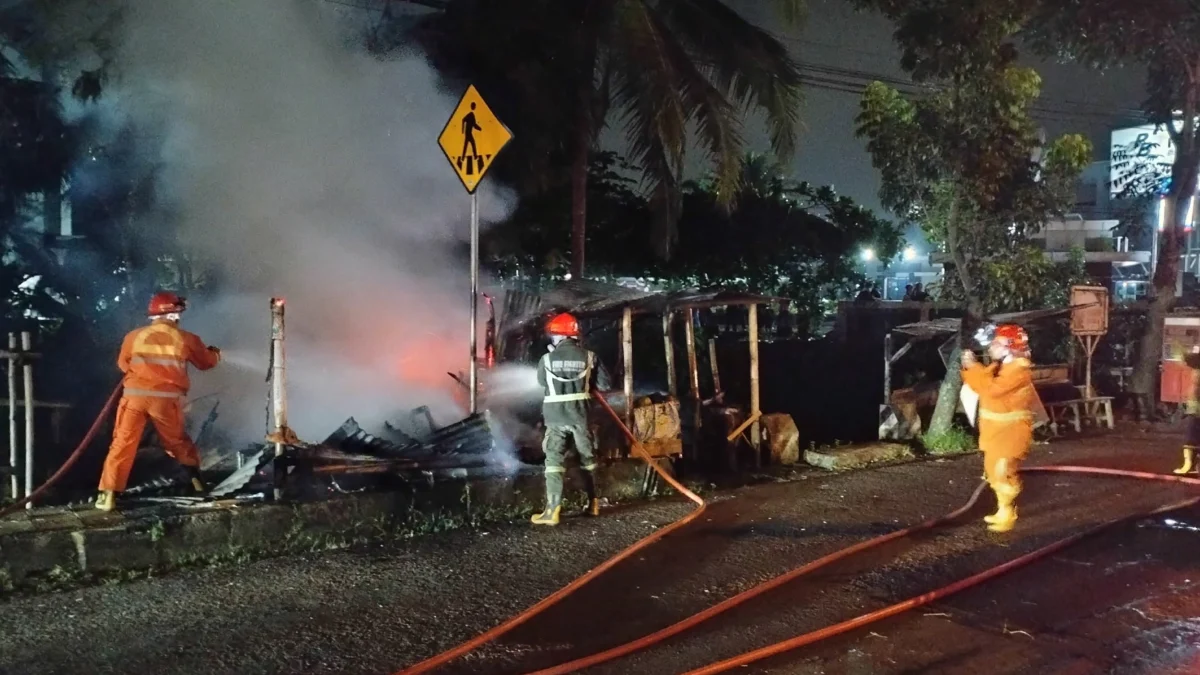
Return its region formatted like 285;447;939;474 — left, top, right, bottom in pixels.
469;192;479;414
436;84;512;416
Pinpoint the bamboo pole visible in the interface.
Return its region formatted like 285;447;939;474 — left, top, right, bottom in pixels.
684;308;701;454
622;307;634;430
21;331;33;507
708;338;722;394
7;334;15;500
663;312;676;397
748;305;761;465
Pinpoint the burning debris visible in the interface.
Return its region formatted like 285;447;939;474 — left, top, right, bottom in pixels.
128;407;515;504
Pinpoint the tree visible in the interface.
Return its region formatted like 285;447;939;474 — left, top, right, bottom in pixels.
1023;0;1200;416
854;1;1091;434
391;0;804;277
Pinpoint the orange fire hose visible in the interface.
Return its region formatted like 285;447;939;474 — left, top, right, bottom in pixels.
683;469;1200;675
0;383;122;519
531;467;1200;675
392;393;707;675
394;399;1200;675
523;480;991;675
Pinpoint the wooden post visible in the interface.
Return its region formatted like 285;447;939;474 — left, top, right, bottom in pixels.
1078;334;1099;398
883;332;893;401
21;331;33;507
748;304;761;465
622;307;634;430
708;338;722;394
7;334;15;500
684;308;701;454
662;311;676;397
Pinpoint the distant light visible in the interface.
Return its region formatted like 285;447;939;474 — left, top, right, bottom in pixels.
903;246;918;261
861;248;875;262
1158;196;1166;232
563;273;573;281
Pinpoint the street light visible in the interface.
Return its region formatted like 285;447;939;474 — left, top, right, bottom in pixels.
903;246;917;261
861;248;875;262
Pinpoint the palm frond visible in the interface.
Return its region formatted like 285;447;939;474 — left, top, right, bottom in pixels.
657;0;804;158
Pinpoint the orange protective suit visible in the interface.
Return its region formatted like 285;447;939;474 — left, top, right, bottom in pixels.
962;357;1036;479
962;356;1036;531
98;320;221;492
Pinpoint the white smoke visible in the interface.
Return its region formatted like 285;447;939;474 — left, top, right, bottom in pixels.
93;0;515;441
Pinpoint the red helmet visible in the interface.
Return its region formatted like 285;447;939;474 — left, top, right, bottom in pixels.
546;312;580;337
992;324;1029;352
148;291;187;317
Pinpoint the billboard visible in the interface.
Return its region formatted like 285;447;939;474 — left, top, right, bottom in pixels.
1110;124;1175;198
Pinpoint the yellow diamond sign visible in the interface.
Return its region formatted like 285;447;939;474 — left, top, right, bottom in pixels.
438;85;513;194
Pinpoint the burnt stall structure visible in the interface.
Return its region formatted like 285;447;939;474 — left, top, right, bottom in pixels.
122;298;506;506
491;281;793;473
880;305;1110;441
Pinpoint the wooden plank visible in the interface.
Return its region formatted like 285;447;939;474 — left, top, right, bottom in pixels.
749;303;761;462
684;308;701;451
708;338;722;394
663;312;676;397
622;307;634;430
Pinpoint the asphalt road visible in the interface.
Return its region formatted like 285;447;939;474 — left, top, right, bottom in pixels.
2;426;1199;675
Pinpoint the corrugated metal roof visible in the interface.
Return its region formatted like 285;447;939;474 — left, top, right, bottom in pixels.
892;304;1097;339
499;281;784;331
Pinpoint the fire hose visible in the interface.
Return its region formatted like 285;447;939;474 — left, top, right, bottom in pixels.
393;396;1200;675
393;393;708;675
0;383;123;519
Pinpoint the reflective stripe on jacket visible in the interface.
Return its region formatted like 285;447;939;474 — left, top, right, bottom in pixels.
537;338;609;427
118;320;220;397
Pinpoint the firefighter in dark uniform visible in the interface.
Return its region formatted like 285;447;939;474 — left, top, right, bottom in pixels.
1175;344;1200;474
531;312;612;526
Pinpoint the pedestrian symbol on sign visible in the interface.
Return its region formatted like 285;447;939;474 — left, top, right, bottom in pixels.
438;85;513;193
458;102;485;175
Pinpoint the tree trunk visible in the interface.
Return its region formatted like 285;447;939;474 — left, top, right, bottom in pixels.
568;12;598;281
927;191;977;437
928;336;963;435
569;121;588;280
1129;162;1198;417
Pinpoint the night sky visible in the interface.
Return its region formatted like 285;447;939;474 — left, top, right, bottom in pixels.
600;0;1150;245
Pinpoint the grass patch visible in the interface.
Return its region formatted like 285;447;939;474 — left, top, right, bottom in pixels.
920;426;976;456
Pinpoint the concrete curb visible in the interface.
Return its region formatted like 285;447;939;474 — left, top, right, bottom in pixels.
0;460;652;594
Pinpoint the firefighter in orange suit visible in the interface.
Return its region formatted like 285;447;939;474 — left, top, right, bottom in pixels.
1173;343;1200;474
95;292;221;512
961;323;1036;533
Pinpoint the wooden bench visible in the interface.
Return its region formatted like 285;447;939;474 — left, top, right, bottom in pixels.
1043;396;1114;436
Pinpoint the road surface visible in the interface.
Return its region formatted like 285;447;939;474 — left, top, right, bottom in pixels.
2;426;1198;675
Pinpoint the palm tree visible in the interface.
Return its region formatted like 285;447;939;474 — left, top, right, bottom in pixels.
391;0;805;278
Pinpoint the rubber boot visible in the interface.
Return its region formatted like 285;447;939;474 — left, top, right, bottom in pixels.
1175;447;1195;475
95;490;116;512
582;469;600;517
987;483;1019;533
531;502;561;526
187;467;208;494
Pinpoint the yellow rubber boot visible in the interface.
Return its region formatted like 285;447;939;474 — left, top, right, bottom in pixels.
187;467;208;494
588;498;601;517
531;505;561;526
1175;447;1195;475
95;490;116;512
987;483;1019;533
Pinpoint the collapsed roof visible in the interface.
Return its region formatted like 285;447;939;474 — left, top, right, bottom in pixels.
498;280;785;334
891;304;1100;341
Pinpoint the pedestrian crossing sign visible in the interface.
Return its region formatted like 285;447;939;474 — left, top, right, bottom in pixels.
437;85;513;194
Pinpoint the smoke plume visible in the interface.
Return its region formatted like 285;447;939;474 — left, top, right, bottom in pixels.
95;0;514;441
